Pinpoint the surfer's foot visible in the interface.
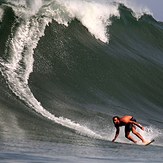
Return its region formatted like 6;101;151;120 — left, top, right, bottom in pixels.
142;140;150;145
134;140;137;144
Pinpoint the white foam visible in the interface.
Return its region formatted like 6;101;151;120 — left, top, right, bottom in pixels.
46;0;152;42
0;7;4;22
26;0;43;15
4;0;26;6
4;0;152;42
35;0;120;42
116;0;152;20
141;126;162;142
55;0;120;43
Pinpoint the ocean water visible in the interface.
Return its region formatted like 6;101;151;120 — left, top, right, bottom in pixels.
0;0;163;162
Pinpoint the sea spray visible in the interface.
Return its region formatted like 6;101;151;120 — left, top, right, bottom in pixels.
55;0;120;43
1;0;152;42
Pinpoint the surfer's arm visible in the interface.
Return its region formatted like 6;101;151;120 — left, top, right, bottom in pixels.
129;121;144;130
112;127;120;142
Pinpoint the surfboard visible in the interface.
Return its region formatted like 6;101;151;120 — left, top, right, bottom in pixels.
113;139;155;146
144;139;155;146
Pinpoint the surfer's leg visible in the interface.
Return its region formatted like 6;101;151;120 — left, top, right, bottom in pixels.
125;132;137;143
125;125;137;143
132;126;146;143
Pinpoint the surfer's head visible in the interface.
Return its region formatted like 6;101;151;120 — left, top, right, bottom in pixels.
113;116;120;125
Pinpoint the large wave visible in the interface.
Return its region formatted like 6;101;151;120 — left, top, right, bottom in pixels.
0;0;163;144
0;0;118;140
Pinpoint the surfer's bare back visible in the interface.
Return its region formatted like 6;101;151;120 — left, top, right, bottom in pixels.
112;115;148;144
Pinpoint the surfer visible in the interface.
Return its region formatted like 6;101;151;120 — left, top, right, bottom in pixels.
112;115;148;144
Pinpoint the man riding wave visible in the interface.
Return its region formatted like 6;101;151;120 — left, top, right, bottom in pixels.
112;115;149;144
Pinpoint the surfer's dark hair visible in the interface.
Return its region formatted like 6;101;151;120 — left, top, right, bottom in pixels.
112;116;120;122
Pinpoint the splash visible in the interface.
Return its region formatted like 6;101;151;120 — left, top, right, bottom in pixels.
55;0;120;42
26;0;43;14
116;0;152;19
0;7;4;22
2;0;152;42
142;126;162;145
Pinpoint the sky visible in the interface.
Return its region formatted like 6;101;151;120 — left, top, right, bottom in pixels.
133;0;163;21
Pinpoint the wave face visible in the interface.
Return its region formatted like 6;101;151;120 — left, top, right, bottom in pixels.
0;0;163;145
